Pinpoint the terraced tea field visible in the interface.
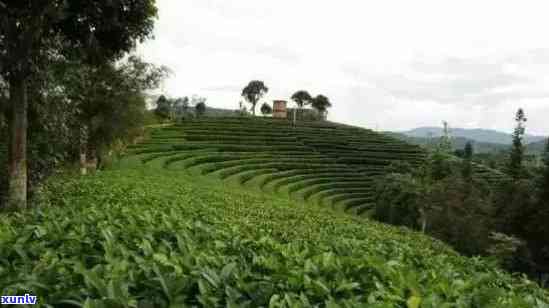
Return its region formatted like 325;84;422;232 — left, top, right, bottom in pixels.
0;118;546;306
126;117;506;215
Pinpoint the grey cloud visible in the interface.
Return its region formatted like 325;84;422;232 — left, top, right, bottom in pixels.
342;50;549;106
187;31;301;64
254;44;301;64
202;85;242;92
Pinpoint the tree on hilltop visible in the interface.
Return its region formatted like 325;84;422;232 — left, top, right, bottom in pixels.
260;102;272;117
173;97;190;118
195;102;206;118
311;94;332;119
291;90;312;119
242;80;268;115
154;95;171;120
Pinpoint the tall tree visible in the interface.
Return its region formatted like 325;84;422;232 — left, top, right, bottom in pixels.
190;95;207;118
154;95;171;120
59;56;167;174
311;94;332;118
438;121;453;154
0;0;158;209
508;108;527;180
241;80;268;115
291;90;312;119
462;141;474;180
173;97;190;118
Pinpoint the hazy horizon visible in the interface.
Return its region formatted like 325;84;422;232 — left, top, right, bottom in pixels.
137;0;549;135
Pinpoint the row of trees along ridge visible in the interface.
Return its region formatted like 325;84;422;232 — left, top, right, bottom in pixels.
240;80;332;117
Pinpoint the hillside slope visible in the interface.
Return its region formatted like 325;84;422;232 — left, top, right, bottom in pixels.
128;118;505;215
0;147;547;306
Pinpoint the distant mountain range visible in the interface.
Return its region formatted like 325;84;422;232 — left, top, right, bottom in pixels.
524;139;548;153
387;127;547;154
401;127;546;145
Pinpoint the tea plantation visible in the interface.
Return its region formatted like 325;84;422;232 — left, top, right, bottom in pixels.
128;117;506;215
0;117;546;307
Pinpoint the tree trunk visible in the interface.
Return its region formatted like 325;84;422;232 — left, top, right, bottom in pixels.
79;125;88;176
79;150;87;175
7;76;28;210
88;143;98;172
419;207;427;233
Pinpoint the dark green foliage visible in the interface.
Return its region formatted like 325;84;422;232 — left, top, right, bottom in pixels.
507;109;527;179
260;102;272;116
155;95;171;119
0;0;159;209
195;102;206;117
429;151;453;181
0;1;158;73
291;90;313;109
291;90;313;120
173;97;189;117
0;55;166;208
538;138;549;202
1;168;547;306
428;175;495;256
529;138;549;277
384;160;414;174
59;56;167;164
462;142;474;180
494;178;538;272
311;94;332;116
241;80;268;115
373;152;498;257
373;173;422;229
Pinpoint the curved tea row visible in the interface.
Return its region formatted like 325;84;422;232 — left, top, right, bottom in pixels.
127;117;505;214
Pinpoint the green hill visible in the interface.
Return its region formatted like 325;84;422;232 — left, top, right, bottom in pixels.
387;131;546;155
385;132;510;154
129;118;506;214
401;126;546;145
0;117;547;306
526;139;548;154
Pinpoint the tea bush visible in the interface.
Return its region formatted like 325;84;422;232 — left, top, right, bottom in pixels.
1;166;547;306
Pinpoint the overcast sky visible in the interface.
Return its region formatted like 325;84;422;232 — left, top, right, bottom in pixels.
137;0;549;135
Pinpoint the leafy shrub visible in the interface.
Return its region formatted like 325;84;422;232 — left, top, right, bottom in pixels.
373;173;422;229
1;168;547;306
